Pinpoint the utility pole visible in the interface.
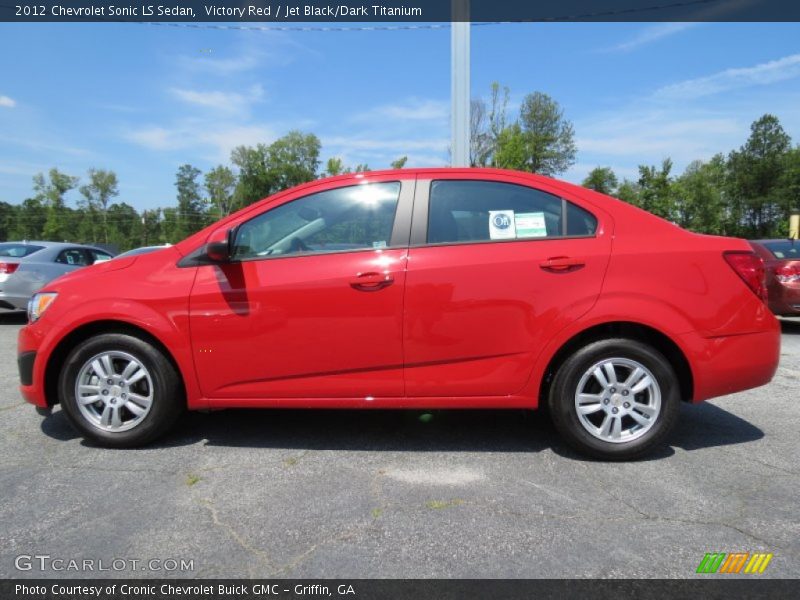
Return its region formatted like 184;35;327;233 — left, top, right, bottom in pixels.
451;0;470;167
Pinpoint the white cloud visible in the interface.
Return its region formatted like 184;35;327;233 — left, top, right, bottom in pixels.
655;53;800;99
0;133;89;156
125;122;275;162
359;98;449;122
175;33;313;75
324;135;448;154
170;85;264;114
0;95;16;108
126;127;181;151
605;23;698;53
576;113;742;159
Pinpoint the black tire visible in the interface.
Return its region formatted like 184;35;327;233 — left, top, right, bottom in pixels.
59;333;184;448
548;338;680;460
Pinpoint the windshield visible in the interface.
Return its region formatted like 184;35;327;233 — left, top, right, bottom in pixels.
0;243;45;258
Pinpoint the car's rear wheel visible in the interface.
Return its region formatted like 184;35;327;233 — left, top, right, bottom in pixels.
548;338;680;460
59;333;183;447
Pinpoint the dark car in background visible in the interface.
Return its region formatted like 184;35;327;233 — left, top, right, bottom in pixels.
0;241;115;311
749;239;800;316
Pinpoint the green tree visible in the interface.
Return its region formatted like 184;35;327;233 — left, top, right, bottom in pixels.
582;167;619;195
781;146;800;225
34;168;79;241
79;169;119;243
727;114;791;237
493;123;528;171
205;165;237;218
232;131;321;207
616;180;641;206
175;164;206;239
105;202;142;250
390;156;408;169
267;130;321;191
673;156;726;233
325;157;346;177
471;82;510;167
637;159;675;221
0;202;15;241
514;92;577;176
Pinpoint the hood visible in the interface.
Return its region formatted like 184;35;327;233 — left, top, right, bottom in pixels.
44;255;139;290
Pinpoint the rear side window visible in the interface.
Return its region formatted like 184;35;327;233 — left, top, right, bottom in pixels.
0;243;44;257
762;241;800;259
427;180;597;244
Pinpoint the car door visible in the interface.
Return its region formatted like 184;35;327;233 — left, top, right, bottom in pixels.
189;178;414;400
403;174;612;397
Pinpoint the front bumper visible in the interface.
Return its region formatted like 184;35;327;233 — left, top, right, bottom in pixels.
0;292;29;311
18;323;48;408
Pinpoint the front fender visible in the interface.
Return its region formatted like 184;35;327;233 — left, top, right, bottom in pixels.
25;298;203;410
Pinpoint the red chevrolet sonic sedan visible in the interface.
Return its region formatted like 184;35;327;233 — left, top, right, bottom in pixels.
17;169;780;459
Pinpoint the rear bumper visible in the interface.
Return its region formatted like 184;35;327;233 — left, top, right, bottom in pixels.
767;281;800;316
681;322;780;403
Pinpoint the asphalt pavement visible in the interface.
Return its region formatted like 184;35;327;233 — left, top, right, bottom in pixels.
0;312;798;578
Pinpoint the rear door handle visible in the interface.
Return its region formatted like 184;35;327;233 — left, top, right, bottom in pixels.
539;256;585;272
350;271;394;291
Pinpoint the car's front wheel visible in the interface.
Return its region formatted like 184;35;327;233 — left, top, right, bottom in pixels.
548;338;680;460
59;333;183;447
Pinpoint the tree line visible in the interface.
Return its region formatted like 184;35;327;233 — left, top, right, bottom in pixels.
2;83;798;250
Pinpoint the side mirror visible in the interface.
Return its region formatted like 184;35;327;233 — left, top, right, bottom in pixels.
205;227;235;262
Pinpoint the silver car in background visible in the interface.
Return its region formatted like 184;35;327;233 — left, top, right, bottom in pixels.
0;241;115;311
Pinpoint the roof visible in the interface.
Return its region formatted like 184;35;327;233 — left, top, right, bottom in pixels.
1;240;112;252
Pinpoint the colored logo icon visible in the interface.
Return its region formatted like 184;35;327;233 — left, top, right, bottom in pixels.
696;552;773;574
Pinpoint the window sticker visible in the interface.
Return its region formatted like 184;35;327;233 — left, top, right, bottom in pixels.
372;240;388;248
489;210;516;240
515;212;548;238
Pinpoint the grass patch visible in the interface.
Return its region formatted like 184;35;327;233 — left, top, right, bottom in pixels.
371;508;383;518
185;474;202;487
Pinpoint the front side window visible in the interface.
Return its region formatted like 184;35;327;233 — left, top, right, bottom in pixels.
89;250;113;263
427;180;597;244
232;182;401;260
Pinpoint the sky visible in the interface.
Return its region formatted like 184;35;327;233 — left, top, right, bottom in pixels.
1;21;800;210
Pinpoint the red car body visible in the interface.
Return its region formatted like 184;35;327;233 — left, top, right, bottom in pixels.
18;169;779;419
749;239;800;316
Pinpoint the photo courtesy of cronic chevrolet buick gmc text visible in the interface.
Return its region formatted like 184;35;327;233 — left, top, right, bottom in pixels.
17;169;780;459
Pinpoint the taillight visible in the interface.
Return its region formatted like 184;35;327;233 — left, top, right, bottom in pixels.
0;262;19;275
775;264;800;284
723;251;767;301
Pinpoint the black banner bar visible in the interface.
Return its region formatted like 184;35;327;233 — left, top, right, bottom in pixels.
2;579;799;600
2;0;800;23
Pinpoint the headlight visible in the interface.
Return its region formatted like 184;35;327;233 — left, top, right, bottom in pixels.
27;292;58;323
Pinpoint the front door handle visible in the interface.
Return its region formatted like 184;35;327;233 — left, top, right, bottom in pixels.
350;271;394;291
539;256;585;272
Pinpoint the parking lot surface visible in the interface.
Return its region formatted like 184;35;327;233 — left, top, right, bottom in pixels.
1;313;798;578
